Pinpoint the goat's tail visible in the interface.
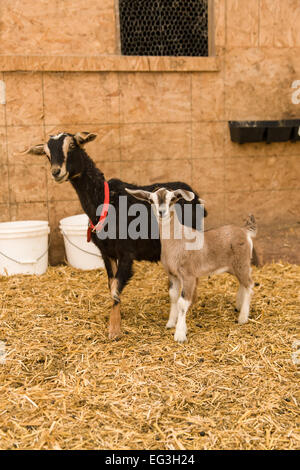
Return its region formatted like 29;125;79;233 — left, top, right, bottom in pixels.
245;215;260;266
245;214;257;238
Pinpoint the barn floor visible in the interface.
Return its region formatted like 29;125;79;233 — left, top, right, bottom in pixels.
0;262;299;450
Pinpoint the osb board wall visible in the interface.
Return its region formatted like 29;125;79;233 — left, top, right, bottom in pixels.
0;0;118;56
0;0;299;264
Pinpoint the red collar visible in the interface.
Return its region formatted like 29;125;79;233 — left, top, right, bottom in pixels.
87;180;110;242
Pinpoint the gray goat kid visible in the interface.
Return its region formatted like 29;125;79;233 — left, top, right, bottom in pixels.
126;187;257;343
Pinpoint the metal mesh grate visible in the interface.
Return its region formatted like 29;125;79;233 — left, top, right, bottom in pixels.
119;0;208;57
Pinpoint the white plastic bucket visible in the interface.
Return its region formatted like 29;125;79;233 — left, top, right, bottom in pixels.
0;220;50;276
59;214;104;270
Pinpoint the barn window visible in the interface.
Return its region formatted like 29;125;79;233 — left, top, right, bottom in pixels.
118;0;211;57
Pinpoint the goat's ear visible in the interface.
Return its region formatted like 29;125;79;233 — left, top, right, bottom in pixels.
74;132;98;146
125;188;152;202
19;144;46;156
173;189;195;202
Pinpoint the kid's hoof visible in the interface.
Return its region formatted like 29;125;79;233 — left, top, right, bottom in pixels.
166;320;176;329
174;331;187;343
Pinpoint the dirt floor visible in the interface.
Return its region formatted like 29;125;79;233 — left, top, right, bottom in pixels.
0;262;299;450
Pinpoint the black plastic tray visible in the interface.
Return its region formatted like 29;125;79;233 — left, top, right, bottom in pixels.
229;120;300;144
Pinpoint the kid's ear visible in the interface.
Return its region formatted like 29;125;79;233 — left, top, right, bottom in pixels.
173;189;195;202
125;188;152;202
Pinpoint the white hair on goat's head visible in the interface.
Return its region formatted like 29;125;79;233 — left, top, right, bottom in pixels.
50;133;66;140
125;187;195;220
151;188;174;220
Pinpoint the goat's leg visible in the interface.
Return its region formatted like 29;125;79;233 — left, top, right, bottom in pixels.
101;255;121;339
236;284;244;312
108;257;133;340
102;255;118;289
166;275;181;329
238;284;253;325
102;255;118;291
108;258;118;291
174;275;196;343
236;267;254;325
192;278;198;305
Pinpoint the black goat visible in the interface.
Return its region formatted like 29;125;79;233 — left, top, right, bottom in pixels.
24;132;206;339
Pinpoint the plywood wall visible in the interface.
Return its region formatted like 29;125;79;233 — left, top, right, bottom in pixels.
0;0;299;263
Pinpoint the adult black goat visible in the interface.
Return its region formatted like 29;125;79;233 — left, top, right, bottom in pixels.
24;132;206;339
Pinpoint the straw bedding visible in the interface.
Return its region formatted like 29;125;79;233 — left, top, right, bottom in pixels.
0;262;299;450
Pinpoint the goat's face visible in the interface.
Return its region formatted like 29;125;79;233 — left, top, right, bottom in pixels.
126;187;195;220
22;132;97;183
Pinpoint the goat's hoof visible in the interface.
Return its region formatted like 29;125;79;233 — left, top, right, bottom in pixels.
166;321;176;329
174;331;187;343
238;316;249;325
108;329;121;340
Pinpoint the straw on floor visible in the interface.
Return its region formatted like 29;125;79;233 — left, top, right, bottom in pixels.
0;262;299;450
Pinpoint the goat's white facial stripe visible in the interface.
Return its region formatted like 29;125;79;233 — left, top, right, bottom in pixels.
55;135;72;177
165;191;174;211
48;135;72;182
62;135;72;160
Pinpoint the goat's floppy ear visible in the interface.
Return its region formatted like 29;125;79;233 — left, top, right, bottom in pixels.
125;188;152;202
74;132;98;146
19;144;46;156
173;189;195;202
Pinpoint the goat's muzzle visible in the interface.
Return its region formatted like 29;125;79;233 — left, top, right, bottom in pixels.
51;167;61;177
51;166;69;183
159;209;167;218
